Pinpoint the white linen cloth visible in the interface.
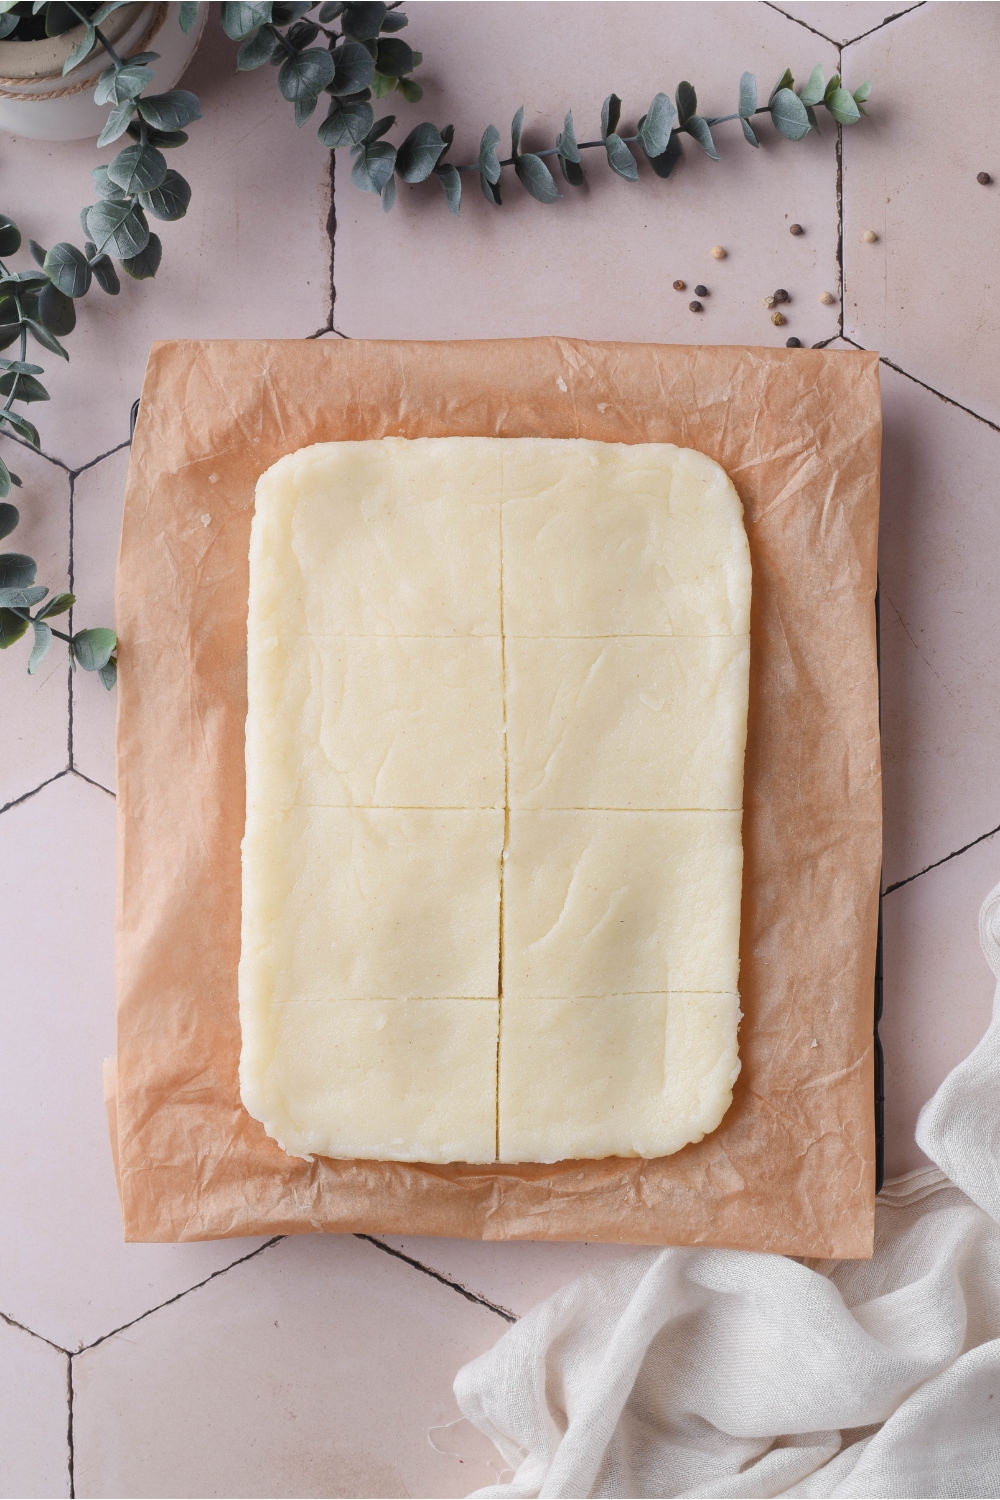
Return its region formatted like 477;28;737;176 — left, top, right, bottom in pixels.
455;880;1000;1498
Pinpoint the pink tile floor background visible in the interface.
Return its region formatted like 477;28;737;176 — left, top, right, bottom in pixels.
3;3;999;1494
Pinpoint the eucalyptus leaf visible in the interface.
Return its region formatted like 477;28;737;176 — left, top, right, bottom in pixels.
380;11;408;31
0;502;17;541
600;93;621;139
91;165;127;202
605;133;638;181
96;100;134;147
317;98;374;147
278;47;334;102
0;12;17;36
771;87;810;140
94;62;153;105
287;18;319;47
237;25;277;69
38;283;76;337
365;114;395;143
374;37;413;77
799;64;825;107
0;583;47;608
369;71;397;98
0;360;43;374
0;408;40;444
0;553;36;588
179;2;201;34
0;609;28;649
675;80;697;126
397;78;423;103
805;104;820;135
395;122;446;183
0;371;50;402
510;105;524;156
62;23;96;76
854;80;873;103
686;115;719;159
0;215;20;257
98;657;118;690
824;72;841;104
514;153;560;204
479;124;501;184
294;94;318;127
480;172;501;206
826;86;861;125
350;138;396;193
86;201;150;261
90;255;121;295
770;67;794;104
72;626;118;672
644;131;682;178
24;319;68;362
220;1;272;40
26;618;52;673
556;110;581;164
136;90;202;131
36;591;74;619
341;1;387;40
130;123;189;149
559;154;585;186
738;71;757;118
380;172;396;213
638;92;675;156
329;40;376;96
741;116;759;147
138;170;192;222
121;232;163;280
107;144;168;195
433;162;461;214
0;460;11;499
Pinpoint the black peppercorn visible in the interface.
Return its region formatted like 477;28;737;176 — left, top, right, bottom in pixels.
977;171;992;185
689;300;703;312
789;223;804;235
785;337;802;347
694;284;708;296
773;288;790;304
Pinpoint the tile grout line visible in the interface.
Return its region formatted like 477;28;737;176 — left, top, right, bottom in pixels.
0;1305;69;1355
67;471;75;770
71;438;132;480
71;767;115;799
883;822;1000;897
764;0;925;48
0;767;69;817
76;1236;286;1355
66;1353;75;1499
356;1235;517;1323
841;1;927;49
762;1;840;47
843;341;1000;434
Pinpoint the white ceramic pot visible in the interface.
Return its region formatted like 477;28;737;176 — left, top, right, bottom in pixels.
0;2;207;141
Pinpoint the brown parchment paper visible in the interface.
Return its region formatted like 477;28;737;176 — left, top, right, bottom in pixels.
111;338;881;1257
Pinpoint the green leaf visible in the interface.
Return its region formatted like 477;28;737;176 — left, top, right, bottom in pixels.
826;87;861;125
0;371;49;402
770;87;810;141
0;609;28;648
97;100;134;147
645;131;682;178
99;656;118;690
221;1;272;39
556;109;580;164
318;2;344;18
823;72;841;104
294;94;318;127
638;92;675;156
605;133;638;180
86;200;150;260
29;237;47;263
559;153;584;187
805;104;820;135
799;64;825;107
91;165;126;202
237;25;277;68
72;627;118;671
514;153;560;204
854;80;873;104
433;162;461;214
350;139;396;193
136;90;202;131
0;552;36;588
0;582;47;607
91;1;133;20
0;462;10;499
395;121;446;182
179;2;201;34
138;169;191;221
686;116;719;159
600;93;621;139
0;409;40;444
396;77;420;102
0;502;17;540
770;68;794;105
380;172;396;213
63;23;96;75
94;61;153;105
738;71;757;118
278;47;334;102
128;122;190;149
675;80;697;126
369;70;397;98
342;1;386;39
317;98;374;147
741;116;759;148
287;18;319;47
36;591;74;618
0;12;17;36
90;254;120;294
329;39;375;96
379;10;407;31
480;172;501;206
42;242;91;298
120;232;162;280
27;618;52;673
510;105;524;156
38;283;76;337
374;36;413;77
0;360;43;374
479;124;501;184
0;214;21;257
364;114;396;143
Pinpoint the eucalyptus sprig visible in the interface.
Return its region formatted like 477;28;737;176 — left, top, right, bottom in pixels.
0;501;117;688
342;64;873;213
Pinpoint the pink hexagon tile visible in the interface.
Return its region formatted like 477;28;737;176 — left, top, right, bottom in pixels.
881;830;1000;1177
0;1318;69;1499
773;2;924;45
0;774;268;1352
0;444;70;810
72;1234;508;1500
844;2;1000;425
1;18;332;469
335;1;843;350
69;446;130;792
879;360;1000;889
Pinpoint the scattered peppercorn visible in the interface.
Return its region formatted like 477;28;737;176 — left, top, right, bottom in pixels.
862;229;878;242
763;294;776;309
672;279;686;290
785;337;802;347
977;172;992;185
689;300;703;312
773;288;789;304
819;291;835;305
771;311;786;326
789;223;804;236
694;284;708;296
710;245;726;259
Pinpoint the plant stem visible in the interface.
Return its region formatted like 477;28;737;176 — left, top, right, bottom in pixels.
64;3;123;69
7;607;72;643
